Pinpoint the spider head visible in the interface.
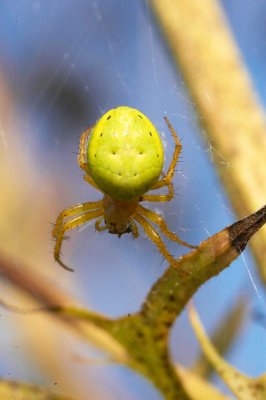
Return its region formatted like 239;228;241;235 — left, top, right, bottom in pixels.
107;220;132;236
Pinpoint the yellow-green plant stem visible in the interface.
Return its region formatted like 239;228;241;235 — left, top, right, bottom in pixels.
192;297;247;378
189;305;266;399
151;0;266;283
1;205;265;399
48;205;266;400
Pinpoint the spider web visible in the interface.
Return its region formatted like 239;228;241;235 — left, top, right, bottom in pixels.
0;1;265;399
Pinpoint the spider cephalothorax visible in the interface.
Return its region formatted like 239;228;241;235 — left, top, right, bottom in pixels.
52;106;196;271
101;194;139;234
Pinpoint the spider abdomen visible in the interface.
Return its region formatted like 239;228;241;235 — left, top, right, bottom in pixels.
87;106;164;200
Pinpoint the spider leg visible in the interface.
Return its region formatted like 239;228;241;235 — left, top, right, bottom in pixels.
141;117;181;202
137;205;197;249
78;127;92;173
52;200;103;238
78;127;103;192
54;208;104;271
161;116;182;184
95;216;108;232
133;212;180;268
140;181;174;202
153;116;182;188
129;217;139;238
83;175;104;192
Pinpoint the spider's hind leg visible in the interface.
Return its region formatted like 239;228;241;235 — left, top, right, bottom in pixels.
78;127;103;193
141;117;182;203
78;127;92;173
140;180;174;203
161;116;182;186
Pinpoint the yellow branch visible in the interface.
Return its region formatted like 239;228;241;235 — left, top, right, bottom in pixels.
151;0;266;283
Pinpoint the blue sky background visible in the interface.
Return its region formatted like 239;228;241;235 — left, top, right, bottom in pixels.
0;1;265;399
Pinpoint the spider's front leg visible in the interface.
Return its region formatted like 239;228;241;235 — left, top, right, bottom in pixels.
53;201;103;271
132;203;196;268
138;205;196;249
133;212;181;268
52;201;103;238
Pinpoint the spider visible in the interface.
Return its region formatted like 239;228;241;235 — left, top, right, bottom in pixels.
52;106;196;271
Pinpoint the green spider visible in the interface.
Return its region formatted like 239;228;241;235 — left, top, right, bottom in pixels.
52;106;195;271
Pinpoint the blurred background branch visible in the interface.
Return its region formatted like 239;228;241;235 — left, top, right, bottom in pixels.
151;0;266;283
0;379;74;400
